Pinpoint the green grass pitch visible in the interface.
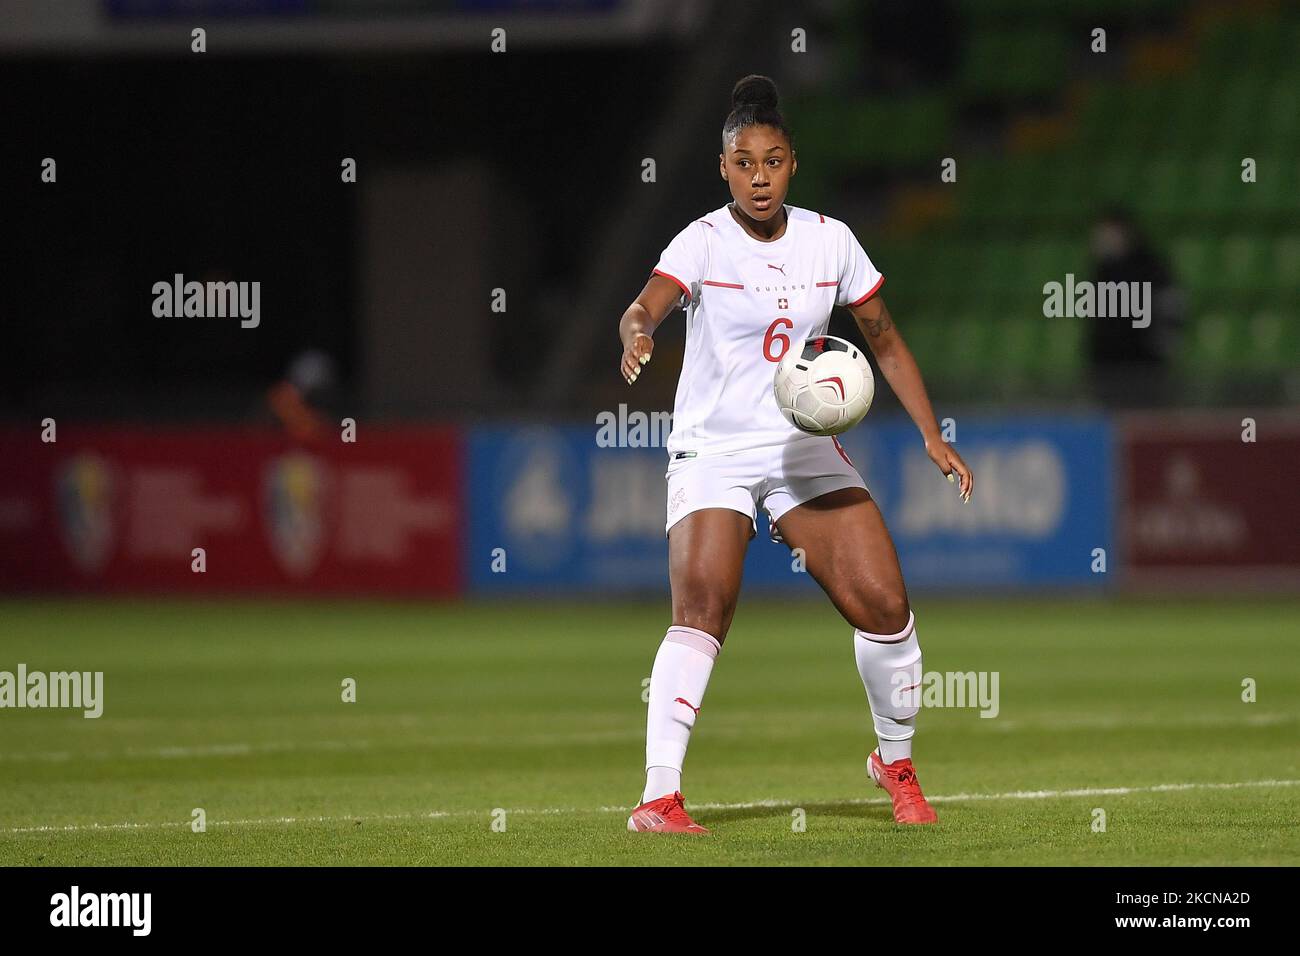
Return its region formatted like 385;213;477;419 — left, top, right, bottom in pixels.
1;596;1297;866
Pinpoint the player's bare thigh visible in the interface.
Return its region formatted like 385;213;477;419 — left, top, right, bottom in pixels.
668;507;753;644
774;486;911;634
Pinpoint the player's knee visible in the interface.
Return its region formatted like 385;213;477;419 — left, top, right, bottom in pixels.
850;590;910;637
880;591;912;634
674;594;735;644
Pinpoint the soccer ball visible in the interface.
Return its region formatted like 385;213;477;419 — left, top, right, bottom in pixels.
773;335;874;436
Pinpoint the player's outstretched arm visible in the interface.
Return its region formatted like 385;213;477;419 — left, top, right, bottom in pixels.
848;294;973;502
618;274;684;385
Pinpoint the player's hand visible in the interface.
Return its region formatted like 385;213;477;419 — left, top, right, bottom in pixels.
926;439;973;503
621;332;653;384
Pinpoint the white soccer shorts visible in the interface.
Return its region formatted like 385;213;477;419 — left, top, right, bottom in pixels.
664;436;868;542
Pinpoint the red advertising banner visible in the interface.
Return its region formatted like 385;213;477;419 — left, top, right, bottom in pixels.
1121;414;1300;586
0;426;463;595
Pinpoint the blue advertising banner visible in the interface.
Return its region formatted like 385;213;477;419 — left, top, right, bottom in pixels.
467;423;675;592
467;414;1113;593
835;416;1114;589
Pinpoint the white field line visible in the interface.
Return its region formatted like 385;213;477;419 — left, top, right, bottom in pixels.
4;778;1298;836
0;729;643;763
987;713;1294;731
2;712;1294;763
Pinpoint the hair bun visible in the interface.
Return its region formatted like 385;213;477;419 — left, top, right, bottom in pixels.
731;74;779;112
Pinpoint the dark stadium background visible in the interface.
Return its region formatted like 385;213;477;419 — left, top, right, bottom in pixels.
0;0;1297;870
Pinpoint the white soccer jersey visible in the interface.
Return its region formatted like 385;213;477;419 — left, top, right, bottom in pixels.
651;203;885;457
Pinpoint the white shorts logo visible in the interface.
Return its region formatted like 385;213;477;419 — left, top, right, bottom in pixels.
668;488;687;515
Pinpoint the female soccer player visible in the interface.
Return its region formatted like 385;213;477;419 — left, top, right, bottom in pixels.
618;75;973;832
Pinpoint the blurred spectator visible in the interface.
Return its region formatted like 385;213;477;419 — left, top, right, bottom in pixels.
266;349;340;442
1087;209;1186;407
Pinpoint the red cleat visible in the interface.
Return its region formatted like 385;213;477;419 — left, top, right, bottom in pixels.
868;750;939;825
627;790;710;834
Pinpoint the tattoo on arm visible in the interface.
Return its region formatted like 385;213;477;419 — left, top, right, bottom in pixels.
864;315;892;337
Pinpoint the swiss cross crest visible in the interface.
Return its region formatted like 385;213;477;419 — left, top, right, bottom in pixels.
777;297;788;309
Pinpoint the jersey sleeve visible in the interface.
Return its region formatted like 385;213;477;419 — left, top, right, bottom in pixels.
836;222;885;308
651;221;708;310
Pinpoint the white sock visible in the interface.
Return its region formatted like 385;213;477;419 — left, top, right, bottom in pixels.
854;611;921;765
642;625;721;804
644;766;680;801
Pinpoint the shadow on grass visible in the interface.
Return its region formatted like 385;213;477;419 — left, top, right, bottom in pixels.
698;799;896;827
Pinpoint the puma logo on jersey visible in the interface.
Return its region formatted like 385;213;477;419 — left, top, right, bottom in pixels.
767;263;787;276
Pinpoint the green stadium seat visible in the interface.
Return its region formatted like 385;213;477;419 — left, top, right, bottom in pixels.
1135;157;1191;220
978;239;1020;294
1273;236;1300;289
994;315;1042;385
955;0;1189;22
980;172;1018;222
1094;154;1139;207
1190;157;1244;219
960;29;1069;98
1218;235;1266;293
1182;313;1236;375
1242;310;1291;372
1170;237;1216;293
1040;316;1084;391
947;316;995;383
1038;158;1092;222
994;160;1039;223
899;316;943;369
838;6;1300;393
